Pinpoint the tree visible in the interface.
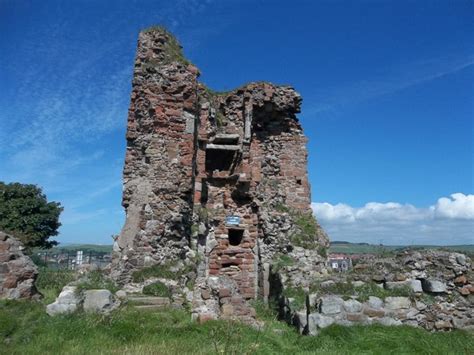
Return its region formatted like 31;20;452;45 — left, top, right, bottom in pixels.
0;182;63;249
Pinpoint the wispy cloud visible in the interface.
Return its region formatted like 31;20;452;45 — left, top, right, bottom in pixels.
305;54;474;116
312;193;474;245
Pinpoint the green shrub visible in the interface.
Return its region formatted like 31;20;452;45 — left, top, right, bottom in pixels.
131;262;194;283
35;268;75;297
75;270;118;293
282;286;306;310
280;210;321;249
142;282;171;298
272;254;295;272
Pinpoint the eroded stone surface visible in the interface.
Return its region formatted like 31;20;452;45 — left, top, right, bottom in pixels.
0;231;40;300
46;286;80;316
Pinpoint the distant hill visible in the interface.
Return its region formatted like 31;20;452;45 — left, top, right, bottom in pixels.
36;242;474;257
46;244;113;254
329;241;474;256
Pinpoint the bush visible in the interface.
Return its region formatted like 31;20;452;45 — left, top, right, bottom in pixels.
75;270;118;293
0;182;62;249
272;254;295;272
36;268;75;294
132;262;194;283
142;282;171;298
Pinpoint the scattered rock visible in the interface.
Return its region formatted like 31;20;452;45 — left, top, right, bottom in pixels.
83;289;118;313
421;279;447;293
46;286;81;316
308;313;335;335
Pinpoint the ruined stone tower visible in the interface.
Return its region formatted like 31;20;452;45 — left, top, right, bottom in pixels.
112;27;329;322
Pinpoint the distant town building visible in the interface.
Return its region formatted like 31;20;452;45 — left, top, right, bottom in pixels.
328;253;353;272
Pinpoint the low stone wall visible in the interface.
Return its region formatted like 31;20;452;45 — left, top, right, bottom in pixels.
278;250;474;334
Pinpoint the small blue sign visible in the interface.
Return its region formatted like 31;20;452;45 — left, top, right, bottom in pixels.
226;216;240;225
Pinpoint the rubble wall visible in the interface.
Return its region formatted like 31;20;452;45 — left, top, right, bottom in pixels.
280;250;474;334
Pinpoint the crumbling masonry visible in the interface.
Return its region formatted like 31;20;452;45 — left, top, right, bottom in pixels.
112;27;329;322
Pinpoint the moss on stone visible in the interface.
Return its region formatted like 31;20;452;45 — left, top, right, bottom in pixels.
141;25;192;66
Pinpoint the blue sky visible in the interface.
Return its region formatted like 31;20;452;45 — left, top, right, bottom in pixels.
0;0;473;245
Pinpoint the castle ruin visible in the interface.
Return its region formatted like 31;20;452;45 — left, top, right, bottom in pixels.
112;27;329;322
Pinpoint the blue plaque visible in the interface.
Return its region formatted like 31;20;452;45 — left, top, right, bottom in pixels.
226;216;240;225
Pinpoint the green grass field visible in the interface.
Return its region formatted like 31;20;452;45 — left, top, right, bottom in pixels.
0;269;473;354
1;299;473;354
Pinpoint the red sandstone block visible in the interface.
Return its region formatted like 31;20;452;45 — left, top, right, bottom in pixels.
219;289;231;298
198;313;216;324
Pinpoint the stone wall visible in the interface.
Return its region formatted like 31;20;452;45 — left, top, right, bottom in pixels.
112;27;329;322
0;231;40;300
280;250;474;333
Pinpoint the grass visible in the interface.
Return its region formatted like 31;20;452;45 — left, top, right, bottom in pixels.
131;261;195;283
282;286;307;311
311;281;414;302
0;268;472;354
272;254;295;272
75;270;119;294
142;282;171;298
0;299;472;354
35;268;76;303
141;25;192;66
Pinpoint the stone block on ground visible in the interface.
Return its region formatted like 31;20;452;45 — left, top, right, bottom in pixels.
308;313;335;335
83;289;119;313
46;286;81;316
421;279;447;293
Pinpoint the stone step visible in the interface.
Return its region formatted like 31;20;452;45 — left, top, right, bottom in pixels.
133;304;170;311
128;296;171;306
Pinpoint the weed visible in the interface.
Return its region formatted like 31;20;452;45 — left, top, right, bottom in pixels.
282;286;307;310
142;282;171;298
75;270;118;294
131;261;194;283
272;254;295;272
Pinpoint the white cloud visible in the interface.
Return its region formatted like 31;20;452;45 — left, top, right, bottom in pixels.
312;193;474;245
433;193;474;220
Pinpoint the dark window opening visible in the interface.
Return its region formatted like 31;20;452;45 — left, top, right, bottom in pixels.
205;149;235;172
228;229;244;246
200;180;208;204
231;188;252;206
296;179;302;185
221;261;239;268
145;156;151;164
